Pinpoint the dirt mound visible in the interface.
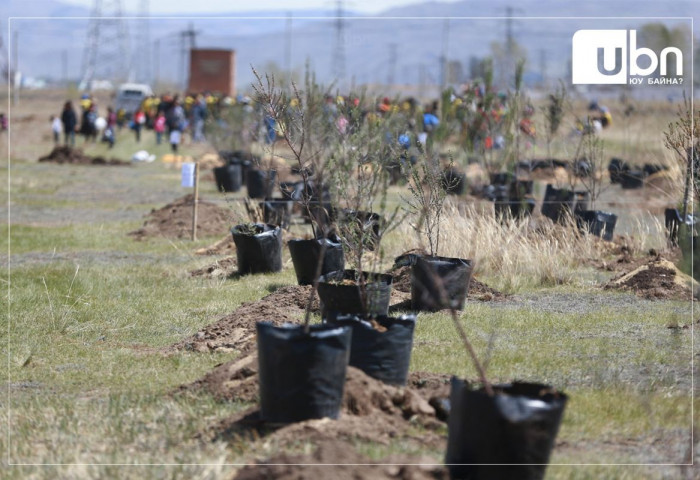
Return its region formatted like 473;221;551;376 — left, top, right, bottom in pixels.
408;372;452;398
38;145;129;166
201;365;448;454
185;359;448;424
342;365;437;420
184;353;259;403
189;257;238;278
469;278;508;301
233;438;447;480
605;258;696;300
391;266;506;302
129;194;232;240
198;152;225;169
170;285;318;353
194;235;237;256
392;266;412;293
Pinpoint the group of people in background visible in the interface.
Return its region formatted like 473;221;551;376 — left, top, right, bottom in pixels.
51;91;219;152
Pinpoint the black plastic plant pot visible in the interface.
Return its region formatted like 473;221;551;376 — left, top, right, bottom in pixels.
443;168;466;195
665;208;682;245
317;270;393;318
411;256;473;311
445;378;568;480
489;172;514;186
260;198;292;229
620;170;645;189
495;198;535;222
239;160;252;184
325;313;416;386
575;210;618;241
246;169;277;199
257;322;352;423
337;210;382;251
608;157;628;184
279;181;301;200
509;180;534;198
231;223;283;274
541;184;575;223
288;237;346;285
213;164;242;192
385;160;403;185
573;191;590;214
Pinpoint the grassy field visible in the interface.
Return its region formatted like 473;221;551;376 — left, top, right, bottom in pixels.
2;90;697;479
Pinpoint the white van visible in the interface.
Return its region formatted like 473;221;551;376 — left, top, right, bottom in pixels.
114;83;153;117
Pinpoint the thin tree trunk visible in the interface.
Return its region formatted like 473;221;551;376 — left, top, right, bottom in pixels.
681;147;692;220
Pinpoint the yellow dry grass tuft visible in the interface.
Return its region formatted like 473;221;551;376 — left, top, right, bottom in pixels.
389;202;666;292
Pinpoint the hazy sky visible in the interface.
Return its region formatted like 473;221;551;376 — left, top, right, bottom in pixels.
59;0;458;14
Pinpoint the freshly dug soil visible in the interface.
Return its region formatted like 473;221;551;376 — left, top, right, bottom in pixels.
197;152;225;169
407;372;453;421
38;145;129;166
392;266;412;293
605;258;696;301
169;285;318;353
201;365;448;451
129;194;232;240
184;353;259;403
189;257;238;278
233;438;448;480
194;235;237;256
391;266;506;302
469;278;508;301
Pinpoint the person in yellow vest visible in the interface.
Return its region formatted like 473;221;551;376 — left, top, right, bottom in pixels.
599;106;613;128
79;93;92;112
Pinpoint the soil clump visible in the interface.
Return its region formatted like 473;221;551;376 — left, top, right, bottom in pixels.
129;194;231;240
39;145;129;166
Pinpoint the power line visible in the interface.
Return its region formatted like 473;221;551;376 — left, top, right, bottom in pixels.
79;0;132;90
439;19;450;89
135;0;151;84
180;22;200;91
332;0;346;84
285;12;293;84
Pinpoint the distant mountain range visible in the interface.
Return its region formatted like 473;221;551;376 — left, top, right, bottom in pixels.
2;0;697;92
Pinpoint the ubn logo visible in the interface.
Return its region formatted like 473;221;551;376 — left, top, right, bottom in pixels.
572;30;683;84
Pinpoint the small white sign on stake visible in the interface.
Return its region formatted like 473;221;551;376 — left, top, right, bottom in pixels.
181;162;195;188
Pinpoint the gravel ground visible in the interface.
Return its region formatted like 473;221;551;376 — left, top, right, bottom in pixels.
7;161;226;226
487;291;692;317
2;250;173;268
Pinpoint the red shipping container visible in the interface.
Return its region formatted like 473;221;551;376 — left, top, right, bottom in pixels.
188;49;236;96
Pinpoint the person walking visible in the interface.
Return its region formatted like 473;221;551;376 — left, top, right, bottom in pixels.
132;107;146;142
80;103;98;143
154;111;166;145
191;95;207;142
169;128;181;153
51;115;62;145
60;101;77;146
103;106;117;148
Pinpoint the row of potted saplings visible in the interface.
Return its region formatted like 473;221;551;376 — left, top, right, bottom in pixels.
230;211;568;480
217;150;617;241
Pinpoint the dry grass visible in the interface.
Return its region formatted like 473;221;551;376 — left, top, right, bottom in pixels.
389;202;668;292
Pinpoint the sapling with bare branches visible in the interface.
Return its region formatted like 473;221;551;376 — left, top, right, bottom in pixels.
205;99;256;154
252;67;338;239
325;97;407;314
403;153;453;256
664;93;699;221
575;127;609;211
252;68;342;331
404;194;493;394
542;82;567;165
